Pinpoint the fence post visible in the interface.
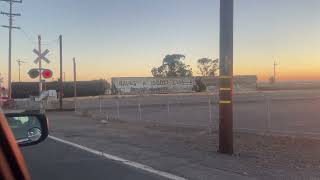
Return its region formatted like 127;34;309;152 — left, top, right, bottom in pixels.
265;94;271;134
208;96;213;133
99;96;102;113
74;98;77;113
116;100;120;120
167;99;170;120
138;103;142;121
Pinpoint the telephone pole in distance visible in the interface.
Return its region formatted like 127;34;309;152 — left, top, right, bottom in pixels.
1;0;22;98
16;59;26;82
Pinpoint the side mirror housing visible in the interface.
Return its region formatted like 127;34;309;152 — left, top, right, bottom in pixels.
5;113;49;146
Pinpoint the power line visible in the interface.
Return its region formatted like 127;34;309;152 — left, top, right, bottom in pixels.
17;27;59;46
19;27;37;44
1;0;22;98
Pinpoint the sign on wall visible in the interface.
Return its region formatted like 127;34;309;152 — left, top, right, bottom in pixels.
111;76;257;95
112;77;194;94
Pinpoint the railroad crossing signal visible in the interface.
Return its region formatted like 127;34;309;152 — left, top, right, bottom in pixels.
28;68;53;79
33;49;50;64
28;68;40;79
42;69;53;79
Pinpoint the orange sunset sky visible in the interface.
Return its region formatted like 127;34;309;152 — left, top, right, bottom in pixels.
1;0;320;86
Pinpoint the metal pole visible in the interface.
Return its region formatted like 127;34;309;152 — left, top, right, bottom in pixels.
8;0;12;98
59;35;63;110
16;59;25;82
266;94;271;134
116;100;120;120
73;57;77;111
208;96;213;133
18;60;20;82
138;103;142;121
38;35;42;95
99;96;102;113
273;61;277;83
167;99;170;120
219;0;234;154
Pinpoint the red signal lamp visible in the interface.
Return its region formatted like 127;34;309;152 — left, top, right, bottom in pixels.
42;69;53;79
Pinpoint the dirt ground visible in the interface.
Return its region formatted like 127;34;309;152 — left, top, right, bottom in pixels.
49;112;320;180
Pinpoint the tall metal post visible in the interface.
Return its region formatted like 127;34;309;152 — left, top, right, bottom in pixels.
273;61;277;83
8;1;12;97
18;60;20;82
59;35;63;110
73;58;77;111
17;59;25;82
38;35;42;95
219;0;234;154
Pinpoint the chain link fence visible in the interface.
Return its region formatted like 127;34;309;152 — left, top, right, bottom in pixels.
74;90;320;138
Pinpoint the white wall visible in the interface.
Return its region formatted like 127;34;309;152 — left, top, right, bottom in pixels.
112;77;194;94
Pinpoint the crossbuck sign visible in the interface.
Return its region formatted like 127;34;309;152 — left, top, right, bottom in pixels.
33;49;50;64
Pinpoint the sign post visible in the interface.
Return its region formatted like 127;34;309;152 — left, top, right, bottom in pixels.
33;35;50;113
33;35;50;95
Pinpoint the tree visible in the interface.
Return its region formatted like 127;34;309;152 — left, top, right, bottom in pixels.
151;54;193;77
197;58;219;77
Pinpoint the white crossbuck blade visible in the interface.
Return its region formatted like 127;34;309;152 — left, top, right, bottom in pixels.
33;49;50;64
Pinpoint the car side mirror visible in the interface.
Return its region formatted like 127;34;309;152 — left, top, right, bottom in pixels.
5;113;49;146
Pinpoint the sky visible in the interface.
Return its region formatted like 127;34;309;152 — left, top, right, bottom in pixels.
0;0;320;86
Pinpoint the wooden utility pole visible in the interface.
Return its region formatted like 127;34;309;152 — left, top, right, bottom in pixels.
59;35;63;110
1;0;22;98
219;0;234;154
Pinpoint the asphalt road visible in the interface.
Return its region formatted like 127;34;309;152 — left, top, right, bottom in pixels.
21;138;170;180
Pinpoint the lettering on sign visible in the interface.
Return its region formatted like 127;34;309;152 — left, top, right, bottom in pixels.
118;80;137;87
151;80;169;86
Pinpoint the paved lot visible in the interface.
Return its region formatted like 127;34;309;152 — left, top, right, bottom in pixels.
21;138;170;180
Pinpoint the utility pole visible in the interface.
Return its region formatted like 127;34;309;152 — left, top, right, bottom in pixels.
219;0;234;154
16;59;25;82
73;58;77;111
1;0;22;98
59;35;63;110
273;61;278;83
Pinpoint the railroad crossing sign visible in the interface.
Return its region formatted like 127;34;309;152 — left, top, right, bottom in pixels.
33;49;50;64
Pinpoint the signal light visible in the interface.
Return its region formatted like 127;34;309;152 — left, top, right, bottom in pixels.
42;69;53;79
28;69;40;79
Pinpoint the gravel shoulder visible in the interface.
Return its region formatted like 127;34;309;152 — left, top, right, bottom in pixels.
48;112;320;180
